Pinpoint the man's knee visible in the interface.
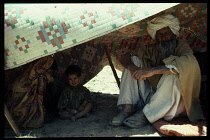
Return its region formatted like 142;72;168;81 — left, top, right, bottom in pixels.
158;74;179;86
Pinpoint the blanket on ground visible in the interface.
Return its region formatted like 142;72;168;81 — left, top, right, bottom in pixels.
152;117;206;136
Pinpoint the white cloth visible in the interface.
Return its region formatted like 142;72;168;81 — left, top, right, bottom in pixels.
117;56;186;123
117;56;154;111
147;14;180;40
165;64;179;74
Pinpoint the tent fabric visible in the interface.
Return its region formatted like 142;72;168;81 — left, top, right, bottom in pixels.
4;3;178;70
4;3;207;87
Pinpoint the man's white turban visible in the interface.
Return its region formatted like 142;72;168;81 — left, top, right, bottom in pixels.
147;14;180;40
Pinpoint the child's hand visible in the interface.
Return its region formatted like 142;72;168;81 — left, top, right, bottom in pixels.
71;109;78;114
70;116;76;122
66;108;78;115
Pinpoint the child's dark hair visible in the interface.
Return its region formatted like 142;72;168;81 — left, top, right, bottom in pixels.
65;65;81;77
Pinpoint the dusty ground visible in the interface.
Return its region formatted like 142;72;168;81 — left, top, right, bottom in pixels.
4;66;163;138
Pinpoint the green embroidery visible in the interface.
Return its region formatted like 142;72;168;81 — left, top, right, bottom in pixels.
52;34;62;49
30;21;34;25
72;39;77;44
24;49;28;53
16;35;20;39
88;24;93;29
83;10;87;14
44;50;48;54
66;23;71;29
36;36;40;40
112;24;117;29
26;19;30;23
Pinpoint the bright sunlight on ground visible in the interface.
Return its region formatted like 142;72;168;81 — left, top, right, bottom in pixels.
84;65;122;95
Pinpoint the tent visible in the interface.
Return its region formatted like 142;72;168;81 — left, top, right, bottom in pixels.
4;3;207;136
4;3;207;85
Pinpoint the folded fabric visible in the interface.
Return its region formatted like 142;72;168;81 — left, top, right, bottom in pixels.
152;117;206;136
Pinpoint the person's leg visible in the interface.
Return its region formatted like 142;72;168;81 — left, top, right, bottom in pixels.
143;74;184;123
123;104;135;117
59;110;74;121
110;56;154;125
66;108;78;115
74;103;93;120
117;56;154;112
123;74;186;128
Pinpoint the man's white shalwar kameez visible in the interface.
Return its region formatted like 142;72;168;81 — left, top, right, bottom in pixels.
117;56;186;123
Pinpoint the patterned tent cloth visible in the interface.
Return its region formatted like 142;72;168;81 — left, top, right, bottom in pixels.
4;3;207;136
4;3;178;70
4;3;207;85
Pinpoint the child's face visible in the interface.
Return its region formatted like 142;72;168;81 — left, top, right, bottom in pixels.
67;74;80;87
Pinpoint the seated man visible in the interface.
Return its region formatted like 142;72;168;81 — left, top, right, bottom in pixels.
110;14;205;128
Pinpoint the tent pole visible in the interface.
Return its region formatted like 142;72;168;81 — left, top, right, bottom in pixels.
4;103;21;137
104;45;120;89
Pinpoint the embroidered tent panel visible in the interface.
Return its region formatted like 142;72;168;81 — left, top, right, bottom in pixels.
4;3;179;70
4;3;207;86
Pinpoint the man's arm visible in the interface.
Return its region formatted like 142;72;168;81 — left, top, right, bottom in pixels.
132;65;179;80
120;52;139;74
120;52;179;80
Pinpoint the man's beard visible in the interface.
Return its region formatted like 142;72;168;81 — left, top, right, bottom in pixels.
157;38;177;60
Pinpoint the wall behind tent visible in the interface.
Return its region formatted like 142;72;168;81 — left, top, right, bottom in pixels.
4;3;207;90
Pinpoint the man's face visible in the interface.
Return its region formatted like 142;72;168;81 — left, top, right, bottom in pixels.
155;27;177;59
155;26;176;47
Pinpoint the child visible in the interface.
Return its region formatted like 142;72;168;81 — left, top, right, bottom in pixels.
57;65;95;121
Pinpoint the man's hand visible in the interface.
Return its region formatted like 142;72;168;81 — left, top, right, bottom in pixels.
128;65;139;75
132;67;156;81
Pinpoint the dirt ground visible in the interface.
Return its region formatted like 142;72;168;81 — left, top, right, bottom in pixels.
4;66;163;138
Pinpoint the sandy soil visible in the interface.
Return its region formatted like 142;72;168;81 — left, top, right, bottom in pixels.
4;66;163;138
84;65;122;95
